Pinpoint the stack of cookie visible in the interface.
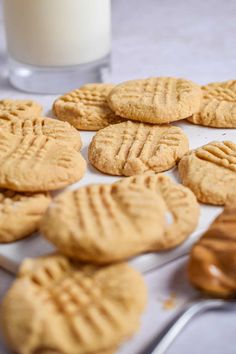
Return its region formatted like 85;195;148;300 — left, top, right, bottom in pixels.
0;99;86;244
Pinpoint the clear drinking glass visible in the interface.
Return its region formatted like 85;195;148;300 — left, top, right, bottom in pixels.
3;0;111;94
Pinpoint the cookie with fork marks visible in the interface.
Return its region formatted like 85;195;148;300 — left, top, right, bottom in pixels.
178;140;236;205
0;115;82;151
188;80;236;128
53;84;124;131
0;190;51;243
89;121;189;176
41;183;167;263
108;77;202;124
0;132;86;192
2;254;147;354
0;99;42;120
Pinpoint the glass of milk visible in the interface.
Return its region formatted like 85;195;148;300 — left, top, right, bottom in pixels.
3;0;111;93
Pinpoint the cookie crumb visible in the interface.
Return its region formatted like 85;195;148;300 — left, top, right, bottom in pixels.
162;292;177;310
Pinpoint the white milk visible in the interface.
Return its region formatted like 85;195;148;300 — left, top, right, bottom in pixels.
3;0;111;67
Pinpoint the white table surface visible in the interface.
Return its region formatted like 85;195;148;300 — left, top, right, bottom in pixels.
0;0;236;353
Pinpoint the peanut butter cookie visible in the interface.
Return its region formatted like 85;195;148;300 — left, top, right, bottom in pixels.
178;141;236;205
2;255;147;354
89;121;189;176
108;77;202;124
0;115;82;150
0;99;42;119
188;202;236;297
41;183;167;263
188;80;236;128
53;84;124;131
0;190;51;243
118;174;199;249
0;132;86;192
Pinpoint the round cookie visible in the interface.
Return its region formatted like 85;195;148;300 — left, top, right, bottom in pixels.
0;132;86;192
41;183;167;263
178;140;236;205
118;174;199;249
53;84;124;131
2;255;147;354
88;121;189;176
0;115;82;151
108;77;202;124
0;190;51;243
188;202;236;297
0;99;42;119
188;80;236;128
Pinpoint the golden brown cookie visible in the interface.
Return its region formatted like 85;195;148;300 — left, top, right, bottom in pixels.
95;349;115;354
108;77;202;124
89;121;189;176
188;202;236;297
0;190;51;243
41;183;167;263
0;99;42;119
2;254;147;354
178;141;236;205
188;80;236;128
118;174;199;249
95;349;114;354
0;115;82;151
53;84;124;131
0;132;86;192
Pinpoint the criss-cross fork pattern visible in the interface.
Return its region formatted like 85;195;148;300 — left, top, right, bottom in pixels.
3;117;78;140
196;141;236;172
26;257;140;345
191;99;236;126
203;80;236;102
114;78;194;107
60;85;113;108
0;135;53;164
68;184;161;241
93;121;187;174
189;80;236;127
0;99;41;119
